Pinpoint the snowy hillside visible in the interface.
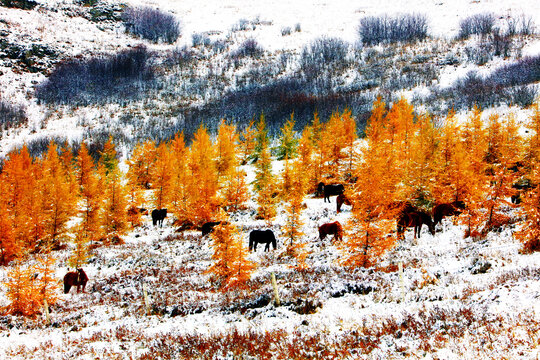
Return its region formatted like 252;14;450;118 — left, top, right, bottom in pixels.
0;0;539;158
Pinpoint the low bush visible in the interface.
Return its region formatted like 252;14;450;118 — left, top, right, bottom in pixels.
0;100;27;133
231;38;264;59
123;6;181;44
357;13;428;46
0;0;37;10
35;46;154;105
458;13;495;39
300;37;349;80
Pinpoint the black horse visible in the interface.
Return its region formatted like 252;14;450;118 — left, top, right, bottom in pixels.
152;208;167;227
319;183;345;203
249;230;277;252
201;221;229;236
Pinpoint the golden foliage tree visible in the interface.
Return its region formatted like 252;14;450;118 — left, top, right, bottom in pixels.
3;263;41;317
151;142;173;210
169;132;193;225
215;119;239;179
40;143;77;250
207;221;254;291
100;140;128;241
188;125;219;225
1;146;36;258
35;254;60;309
0;206;17;265
127;140;156;190
342;99;398;267
76;143;103;243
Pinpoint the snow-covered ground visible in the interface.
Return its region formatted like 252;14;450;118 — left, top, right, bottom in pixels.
0;182;539;358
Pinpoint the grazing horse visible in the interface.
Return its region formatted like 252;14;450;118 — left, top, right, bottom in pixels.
151;208;167;227
316;182;325;197
511;178;536;204
336;194;352;213
322;184;345;203
397;208;434;239
433;201;466;227
63;268;88;294
249;230;277;252
319;221;343;241
201;221;229;236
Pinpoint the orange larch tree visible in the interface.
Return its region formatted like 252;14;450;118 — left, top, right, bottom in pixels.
151;142;173;210
40;143;77;251
0;206;16;265
169;132;193;226
188;125;219;226
1;146;36;258
127;140;156;190
76;143;103;243
342;99;398;268
100;140;128;241
3;263;41;317
35;254;60;310
207;221;254;291
215;119;239;180
320;110;348;180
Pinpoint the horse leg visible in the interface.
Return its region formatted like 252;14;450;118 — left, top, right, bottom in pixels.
264;242;270;252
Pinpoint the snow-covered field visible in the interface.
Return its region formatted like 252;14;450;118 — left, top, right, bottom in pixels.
1;184;539;358
0;0;540;358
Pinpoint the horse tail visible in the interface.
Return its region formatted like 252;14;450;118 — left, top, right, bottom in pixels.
249;233;254;251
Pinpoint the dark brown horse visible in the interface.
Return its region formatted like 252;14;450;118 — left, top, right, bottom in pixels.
336;194;352;213
152;208;167;227
433;200;466;227
319;221;343;241
63;268;88;294
397;208;434;239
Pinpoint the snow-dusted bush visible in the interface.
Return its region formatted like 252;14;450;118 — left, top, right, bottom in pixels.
192;32;211;47
123;6;181;44
458;13;495;39
442;56;540;110
0;99;27;133
299;37;348;80
491;55;540;87
0;0;37;10
281;26;292;36
35;46;154;105
357;13;428;46
231;38;264;59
